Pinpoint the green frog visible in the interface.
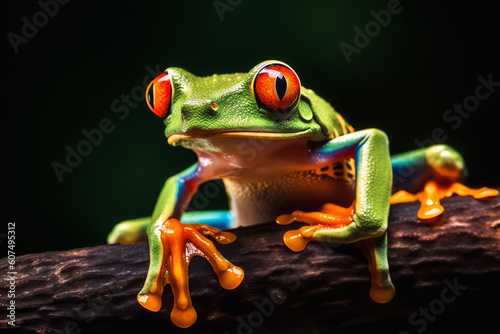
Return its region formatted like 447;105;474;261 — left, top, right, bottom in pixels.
108;60;498;328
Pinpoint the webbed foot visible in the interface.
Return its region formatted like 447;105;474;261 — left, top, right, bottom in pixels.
277;201;395;303
137;218;244;328
276;201;355;251
391;181;498;219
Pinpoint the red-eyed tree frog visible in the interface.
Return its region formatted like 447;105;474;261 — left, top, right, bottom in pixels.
107;60;498;328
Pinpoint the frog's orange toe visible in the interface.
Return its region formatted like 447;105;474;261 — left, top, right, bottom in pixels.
470;187;498;199
283;229;315;252
276;214;296;226
137;292;162;312
277;201;355;252
184;224;244;290
171;305;197;328
218;265;244;290
390;190;418;204
277;214;319;251
417;202;444;220
370;283;396;304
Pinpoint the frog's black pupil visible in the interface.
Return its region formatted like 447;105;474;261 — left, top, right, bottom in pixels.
147;83;154;108
275;73;287;101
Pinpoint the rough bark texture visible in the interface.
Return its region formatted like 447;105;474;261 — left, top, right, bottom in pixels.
1;194;499;334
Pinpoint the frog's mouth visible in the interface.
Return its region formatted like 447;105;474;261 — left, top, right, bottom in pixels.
167;129;312;145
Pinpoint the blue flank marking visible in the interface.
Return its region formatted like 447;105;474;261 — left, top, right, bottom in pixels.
180;210;235;230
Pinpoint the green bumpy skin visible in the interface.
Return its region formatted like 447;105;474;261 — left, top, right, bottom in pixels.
107;60;497;328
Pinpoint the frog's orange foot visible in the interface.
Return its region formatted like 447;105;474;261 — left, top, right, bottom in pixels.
391;181;498;220
276;201;355;252
137;218;244;328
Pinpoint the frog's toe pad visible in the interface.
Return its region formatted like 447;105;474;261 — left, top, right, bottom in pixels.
282;229;313;252
137;292;162;312
218;265;244;290
470;187;499;199
418;203;445;220
171;305;197;328
370;282;396;304
390;190;417;204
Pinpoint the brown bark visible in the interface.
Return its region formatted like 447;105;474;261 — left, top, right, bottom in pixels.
1;194;499;334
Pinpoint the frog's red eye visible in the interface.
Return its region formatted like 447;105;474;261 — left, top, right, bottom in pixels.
146;72;172;119
253;64;300;113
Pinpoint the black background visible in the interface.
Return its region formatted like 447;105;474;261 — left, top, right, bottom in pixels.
5;0;499;256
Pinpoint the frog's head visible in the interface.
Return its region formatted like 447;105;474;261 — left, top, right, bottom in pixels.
145;60;334;150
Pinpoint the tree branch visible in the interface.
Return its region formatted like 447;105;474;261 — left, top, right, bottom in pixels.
1;194;499;334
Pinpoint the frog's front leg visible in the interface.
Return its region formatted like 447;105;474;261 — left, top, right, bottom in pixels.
277;129;395;303
137;163;243;328
390;145;498;219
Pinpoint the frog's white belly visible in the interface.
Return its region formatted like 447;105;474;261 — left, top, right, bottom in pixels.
223;170;356;226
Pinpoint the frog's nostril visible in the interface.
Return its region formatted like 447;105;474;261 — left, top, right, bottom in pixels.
211;102;218;111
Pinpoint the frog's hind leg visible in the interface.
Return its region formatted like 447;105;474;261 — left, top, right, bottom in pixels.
390;144;498;219
108;217;151;244
107;211;234;244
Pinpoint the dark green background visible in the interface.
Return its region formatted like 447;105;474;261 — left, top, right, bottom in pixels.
5;0;500;255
